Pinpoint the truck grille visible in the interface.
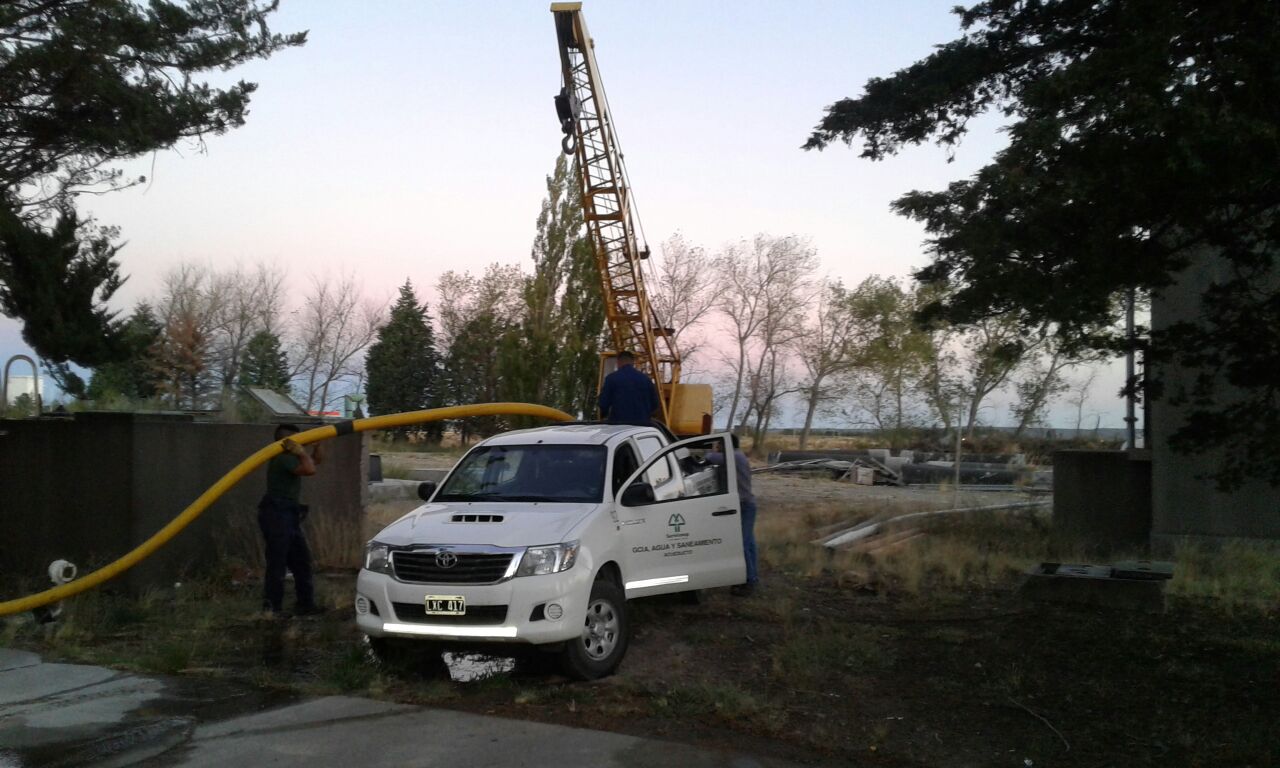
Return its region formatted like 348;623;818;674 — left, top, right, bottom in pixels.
391;603;508;625
392;551;514;584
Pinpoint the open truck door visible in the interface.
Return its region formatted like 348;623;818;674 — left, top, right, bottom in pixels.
616;433;746;597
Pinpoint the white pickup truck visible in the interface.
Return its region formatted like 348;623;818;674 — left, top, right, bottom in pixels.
355;423;746;679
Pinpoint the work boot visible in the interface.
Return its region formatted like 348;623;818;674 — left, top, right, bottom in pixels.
261;603;292;620
294;604;326;618
729;583;757;597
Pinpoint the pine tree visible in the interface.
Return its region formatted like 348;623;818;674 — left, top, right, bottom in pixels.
86;303;163;402
366;280;441;440
239;330;291;393
1;2;304;394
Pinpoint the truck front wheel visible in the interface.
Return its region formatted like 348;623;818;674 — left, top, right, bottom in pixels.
559;576;629;680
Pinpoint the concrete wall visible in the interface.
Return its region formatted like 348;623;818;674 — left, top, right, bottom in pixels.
1149;249;1280;544
1053;449;1152;551
0;413;367;592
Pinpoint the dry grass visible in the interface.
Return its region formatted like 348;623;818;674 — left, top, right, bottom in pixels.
309;511;363;570
755;481;1280;613
1167;540;1280;611
219;506;364;572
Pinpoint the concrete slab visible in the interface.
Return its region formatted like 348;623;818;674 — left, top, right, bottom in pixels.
199;695;413;739
367;479;422;503
0;662;118;706
0;649;40;672
181;700;795;768
0;667;164;749
1019;562;1167;613
1;653;800;768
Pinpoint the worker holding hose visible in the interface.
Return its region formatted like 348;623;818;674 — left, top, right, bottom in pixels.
259;423;325;618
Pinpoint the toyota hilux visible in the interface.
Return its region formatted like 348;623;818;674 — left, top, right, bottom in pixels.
355;423;745;679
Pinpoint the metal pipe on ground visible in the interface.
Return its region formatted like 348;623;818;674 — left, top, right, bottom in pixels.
899;463;1032;486
822;500;1052;549
770;449;1029;466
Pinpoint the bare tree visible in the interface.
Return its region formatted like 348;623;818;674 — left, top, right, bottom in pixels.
714;234;818;431
743;243;816;450
436;264;524;350
647;233;720;367
207;263;286;393
793;280;862;447
747;345;807;452
289;272;384;413
1067;364;1102;433
154;264;225;409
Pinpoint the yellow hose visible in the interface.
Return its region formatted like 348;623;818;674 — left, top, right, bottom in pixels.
0;403;573;617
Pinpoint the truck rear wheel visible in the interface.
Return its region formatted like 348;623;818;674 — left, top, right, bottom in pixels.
559;576;629;680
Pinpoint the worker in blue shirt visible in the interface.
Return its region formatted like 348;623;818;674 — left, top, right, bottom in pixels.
598;350;659;426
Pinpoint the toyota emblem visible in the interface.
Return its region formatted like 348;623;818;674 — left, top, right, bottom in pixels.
435;551;458;569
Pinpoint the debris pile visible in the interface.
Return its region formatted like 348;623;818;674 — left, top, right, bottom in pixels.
761;448;1051;490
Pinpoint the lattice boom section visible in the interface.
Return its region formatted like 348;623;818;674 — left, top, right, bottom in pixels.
564;45;672;388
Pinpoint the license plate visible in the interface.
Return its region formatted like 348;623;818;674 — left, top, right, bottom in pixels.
424;595;465;616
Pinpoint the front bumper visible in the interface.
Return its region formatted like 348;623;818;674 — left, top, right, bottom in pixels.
355;567;590;645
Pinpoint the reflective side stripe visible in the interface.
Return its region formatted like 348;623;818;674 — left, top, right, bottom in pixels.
381;623;518;639
624;574;689;590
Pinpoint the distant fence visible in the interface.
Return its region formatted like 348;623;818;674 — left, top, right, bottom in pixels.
765;426;1140;441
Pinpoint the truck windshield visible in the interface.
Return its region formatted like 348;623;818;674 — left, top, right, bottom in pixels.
435;444;608;504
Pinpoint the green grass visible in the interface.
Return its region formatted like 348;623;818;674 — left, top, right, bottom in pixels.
653;681;762;721
1168;540;1280;611
144;639;195;675
316;643;379;693
770;622;896;687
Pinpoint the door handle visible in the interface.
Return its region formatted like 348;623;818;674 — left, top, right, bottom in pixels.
712;509;738;517
621;519;646;526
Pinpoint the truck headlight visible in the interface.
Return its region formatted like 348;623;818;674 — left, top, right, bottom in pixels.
365;541;391;573
515;541;579;577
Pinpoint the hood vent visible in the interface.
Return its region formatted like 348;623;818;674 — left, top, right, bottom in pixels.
450;514;504;523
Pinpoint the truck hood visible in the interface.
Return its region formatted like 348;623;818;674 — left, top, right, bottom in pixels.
372;502;601;549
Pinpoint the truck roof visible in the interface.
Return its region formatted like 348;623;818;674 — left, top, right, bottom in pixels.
482;423;659;447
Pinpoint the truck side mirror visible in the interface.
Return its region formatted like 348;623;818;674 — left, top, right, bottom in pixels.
417;481;437;502
621;482;656;506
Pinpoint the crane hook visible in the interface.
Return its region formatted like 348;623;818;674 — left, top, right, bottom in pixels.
562;132;576;155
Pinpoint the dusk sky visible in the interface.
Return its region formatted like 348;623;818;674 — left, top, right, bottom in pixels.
1;0;1133;429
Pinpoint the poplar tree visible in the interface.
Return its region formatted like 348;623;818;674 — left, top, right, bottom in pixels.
498;154;602;421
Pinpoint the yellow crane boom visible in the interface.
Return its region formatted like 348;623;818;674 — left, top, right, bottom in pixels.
550;2;712;435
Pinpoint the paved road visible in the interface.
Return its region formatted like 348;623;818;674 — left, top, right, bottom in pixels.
0;649;799;768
